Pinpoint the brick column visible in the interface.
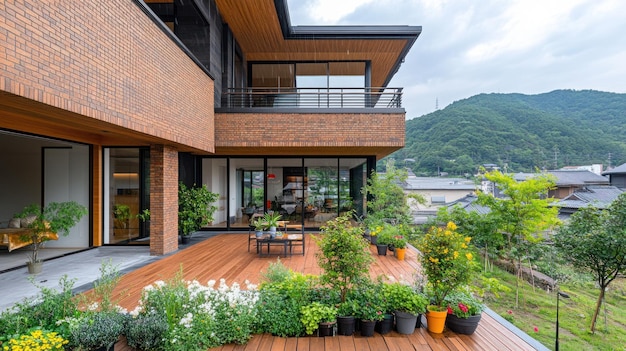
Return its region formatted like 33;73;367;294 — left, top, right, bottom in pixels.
150;145;179;255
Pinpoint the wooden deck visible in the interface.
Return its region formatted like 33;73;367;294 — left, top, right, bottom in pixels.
109;233;540;351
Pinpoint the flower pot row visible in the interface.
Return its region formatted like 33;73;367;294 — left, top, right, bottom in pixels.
335;311;422;337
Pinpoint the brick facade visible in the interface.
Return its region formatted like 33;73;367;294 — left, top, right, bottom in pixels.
0;0;214;153
214;111;405;158
150;145;179;255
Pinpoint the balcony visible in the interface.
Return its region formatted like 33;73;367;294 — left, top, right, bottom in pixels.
219;87;403;111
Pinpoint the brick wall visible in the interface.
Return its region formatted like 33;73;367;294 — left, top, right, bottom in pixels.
150;144;179;255
0;0;214;152
214;111;405;152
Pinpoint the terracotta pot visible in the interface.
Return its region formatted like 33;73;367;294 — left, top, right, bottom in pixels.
395;247;406;260
425;309;448;333
445;313;481;335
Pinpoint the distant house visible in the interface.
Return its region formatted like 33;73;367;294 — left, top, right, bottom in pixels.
512;170;609;199
403;176;476;208
602;163;626;190
555;185;624;217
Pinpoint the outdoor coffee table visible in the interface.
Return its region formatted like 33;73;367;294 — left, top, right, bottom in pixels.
256;234;296;257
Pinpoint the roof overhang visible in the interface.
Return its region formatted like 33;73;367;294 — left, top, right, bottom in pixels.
214;0;421;88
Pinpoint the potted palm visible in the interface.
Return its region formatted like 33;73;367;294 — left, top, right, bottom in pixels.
17;201;87;274
251;217;266;238
178;183;218;244
262;212;282;237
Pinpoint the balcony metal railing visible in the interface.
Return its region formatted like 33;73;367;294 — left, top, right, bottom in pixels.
221;87;403;109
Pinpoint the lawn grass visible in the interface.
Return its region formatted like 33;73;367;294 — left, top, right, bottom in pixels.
483;266;626;351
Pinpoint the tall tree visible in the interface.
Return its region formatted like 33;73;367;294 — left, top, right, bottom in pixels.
362;160;423;227
554;193;626;333
477;170;560;307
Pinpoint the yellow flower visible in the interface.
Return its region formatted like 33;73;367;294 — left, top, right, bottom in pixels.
466;253;473;261
453;251;459;259
447;221;457;231
429;257;439;263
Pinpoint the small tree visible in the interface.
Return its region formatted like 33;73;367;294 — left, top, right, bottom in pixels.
362;160;423;228
554;193;626;333
477;170;560;307
315;213;373;302
178;183;219;236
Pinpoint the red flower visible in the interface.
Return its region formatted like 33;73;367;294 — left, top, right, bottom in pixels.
507;310;513;315
458;303;469;313
533;326;539;333
447;306;453;315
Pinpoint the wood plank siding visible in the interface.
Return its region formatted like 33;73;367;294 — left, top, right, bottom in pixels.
106;234;540;351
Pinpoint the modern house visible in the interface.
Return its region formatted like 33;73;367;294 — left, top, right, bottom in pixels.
513;170;609;199
0;0;421;256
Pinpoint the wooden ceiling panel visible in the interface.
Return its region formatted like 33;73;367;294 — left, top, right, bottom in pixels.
215;0;420;88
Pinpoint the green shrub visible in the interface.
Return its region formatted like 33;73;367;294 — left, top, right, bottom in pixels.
300;302;338;335
0;276;78;341
69;312;125;350
125;312;168;351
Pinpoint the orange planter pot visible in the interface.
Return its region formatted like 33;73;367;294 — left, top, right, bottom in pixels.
425;309;448;333
395;247;406;260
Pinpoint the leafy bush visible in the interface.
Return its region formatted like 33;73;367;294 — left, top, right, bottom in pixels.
125;312;169;351
381;282;427;315
69;312;126;350
0;276;78;341
135;277;259;350
300;302;338;335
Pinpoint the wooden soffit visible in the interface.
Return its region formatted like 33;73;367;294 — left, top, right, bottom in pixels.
214;0;421;88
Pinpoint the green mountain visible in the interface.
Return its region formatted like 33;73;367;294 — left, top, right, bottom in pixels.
390;90;626;176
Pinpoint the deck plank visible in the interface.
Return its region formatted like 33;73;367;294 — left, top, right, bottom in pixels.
106;233;541;351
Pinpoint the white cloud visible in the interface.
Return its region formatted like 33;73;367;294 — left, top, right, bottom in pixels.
287;0;626;118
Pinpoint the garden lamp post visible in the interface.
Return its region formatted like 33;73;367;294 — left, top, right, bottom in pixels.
555;291;570;351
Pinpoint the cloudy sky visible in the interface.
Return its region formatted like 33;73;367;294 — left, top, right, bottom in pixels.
286;0;626;119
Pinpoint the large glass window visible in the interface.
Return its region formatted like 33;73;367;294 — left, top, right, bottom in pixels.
104;148;149;244
199;157;372;230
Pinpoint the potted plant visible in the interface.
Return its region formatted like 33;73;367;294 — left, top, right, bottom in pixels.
375;224;394;256
112;204;131;229
444;290;485;335
262;211;282;237
315;213;373;303
392;235;407;260
382;282;427;334
300;302;337;337
178;183;218;244
416;221;477;333
353;280;385;337
251;217;266;238
336;298;360;336
368;223;383;245
3;329;69;351
17;201;87;274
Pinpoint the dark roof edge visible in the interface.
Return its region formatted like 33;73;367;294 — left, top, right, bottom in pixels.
274;0;421;87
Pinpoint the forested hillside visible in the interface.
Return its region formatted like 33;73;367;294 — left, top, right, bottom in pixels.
389;90;626;176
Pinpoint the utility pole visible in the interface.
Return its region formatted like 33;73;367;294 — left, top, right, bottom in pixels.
553;146;559;170
607;152;612;169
